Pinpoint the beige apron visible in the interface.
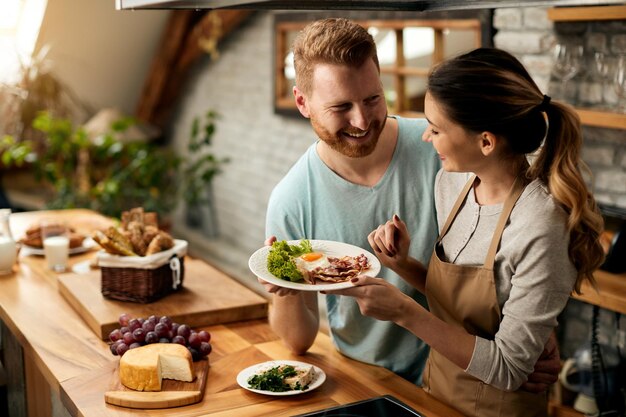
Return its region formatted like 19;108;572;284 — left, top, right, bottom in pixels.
422;175;548;417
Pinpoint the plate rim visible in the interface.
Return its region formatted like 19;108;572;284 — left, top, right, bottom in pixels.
21;237;95;256
248;239;381;292
236;360;326;396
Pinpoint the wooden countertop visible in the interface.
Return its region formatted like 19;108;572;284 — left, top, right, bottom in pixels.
61;319;463;416
1;209;463;417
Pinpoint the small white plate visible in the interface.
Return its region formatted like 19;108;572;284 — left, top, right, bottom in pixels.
237;360;326;396
21;237;96;256
248;239;381;292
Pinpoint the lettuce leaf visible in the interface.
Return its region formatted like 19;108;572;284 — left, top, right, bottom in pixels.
267;239;313;282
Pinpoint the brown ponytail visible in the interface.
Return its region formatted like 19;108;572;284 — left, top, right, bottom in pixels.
528;101;605;292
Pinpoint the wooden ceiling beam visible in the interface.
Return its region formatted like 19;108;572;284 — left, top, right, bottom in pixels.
135;10;254;128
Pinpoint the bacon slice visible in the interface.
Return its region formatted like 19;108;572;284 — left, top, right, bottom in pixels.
310;254;370;284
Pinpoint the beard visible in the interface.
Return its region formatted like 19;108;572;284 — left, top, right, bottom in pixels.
310;113;387;158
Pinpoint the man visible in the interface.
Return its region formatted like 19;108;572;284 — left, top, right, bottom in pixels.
261;17;559;391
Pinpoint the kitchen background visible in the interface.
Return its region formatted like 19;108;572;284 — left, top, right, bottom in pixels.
163;7;626;359
1;0;625;382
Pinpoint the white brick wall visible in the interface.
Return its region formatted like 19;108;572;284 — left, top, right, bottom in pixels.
168;9;626;292
168;12;316;291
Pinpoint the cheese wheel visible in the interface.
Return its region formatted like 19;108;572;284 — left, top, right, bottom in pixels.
119;343;195;391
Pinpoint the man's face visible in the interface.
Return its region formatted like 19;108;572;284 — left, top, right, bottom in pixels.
296;60;388;158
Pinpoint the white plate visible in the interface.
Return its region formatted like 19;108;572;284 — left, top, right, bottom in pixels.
248;239;381;292
21;237;96;256
237;360;326;396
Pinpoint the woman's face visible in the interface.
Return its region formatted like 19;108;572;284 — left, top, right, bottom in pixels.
422;92;484;173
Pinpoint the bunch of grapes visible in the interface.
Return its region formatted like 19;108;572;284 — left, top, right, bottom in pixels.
108;313;212;361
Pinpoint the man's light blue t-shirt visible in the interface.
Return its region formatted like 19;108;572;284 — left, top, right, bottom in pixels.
265;116;440;385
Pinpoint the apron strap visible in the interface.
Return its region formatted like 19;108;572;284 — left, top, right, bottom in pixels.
484;175;527;270
437;174;477;243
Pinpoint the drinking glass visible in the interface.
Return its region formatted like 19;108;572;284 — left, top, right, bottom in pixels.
551;43;584;102
593;52;612;109
41;220;70;272
614;55;626;113
0;208;17;275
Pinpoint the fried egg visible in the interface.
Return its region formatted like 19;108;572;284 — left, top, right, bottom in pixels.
295;252;330;272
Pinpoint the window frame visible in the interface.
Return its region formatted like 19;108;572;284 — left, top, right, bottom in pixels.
273;11;493;117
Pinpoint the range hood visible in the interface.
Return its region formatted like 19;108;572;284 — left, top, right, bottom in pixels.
115;0;626;11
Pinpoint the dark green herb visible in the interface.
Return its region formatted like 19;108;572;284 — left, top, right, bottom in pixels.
247;365;304;392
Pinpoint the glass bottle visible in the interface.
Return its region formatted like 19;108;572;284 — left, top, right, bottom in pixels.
0;208;17;275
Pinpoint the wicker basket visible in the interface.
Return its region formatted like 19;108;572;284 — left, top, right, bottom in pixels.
98;240;188;303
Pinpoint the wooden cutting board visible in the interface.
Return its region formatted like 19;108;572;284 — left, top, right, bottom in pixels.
104;357;210;409
58;256;268;340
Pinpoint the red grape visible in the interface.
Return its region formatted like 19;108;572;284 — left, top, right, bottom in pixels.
128;318;141;332
172;335;186;346
188;332;201;349
188;347;201;361
122;332;134;345
159;316;172;328
116;343;129;356
142;320;155;332
109;329;123;342
132;328;146;343
199;342;212;356
154;323;169;338
107;313;213;362
198;330;211;343
177;324;191;340
145;331;159;344
118;313;131;327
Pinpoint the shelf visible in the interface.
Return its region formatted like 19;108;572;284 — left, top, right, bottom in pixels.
548;5;626;21
572;269;626;315
547;6;626;130
576;108;626;129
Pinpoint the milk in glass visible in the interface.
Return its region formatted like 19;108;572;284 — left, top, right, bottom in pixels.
43;235;69;272
0;209;16;274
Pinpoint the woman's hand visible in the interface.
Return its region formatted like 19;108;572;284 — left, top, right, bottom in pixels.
325;275;414;322
368;214;411;271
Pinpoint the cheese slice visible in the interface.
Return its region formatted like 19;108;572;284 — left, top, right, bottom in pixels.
119;343;195;391
283;365;315;390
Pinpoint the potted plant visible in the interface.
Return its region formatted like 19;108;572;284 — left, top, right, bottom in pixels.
181;110;229;234
0;111;181;221
1;108;230;230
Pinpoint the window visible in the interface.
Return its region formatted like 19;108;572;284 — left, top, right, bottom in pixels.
0;0;46;83
273;11;492;116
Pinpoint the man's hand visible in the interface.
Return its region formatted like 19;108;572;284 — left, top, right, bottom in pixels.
521;332;561;393
257;235;301;296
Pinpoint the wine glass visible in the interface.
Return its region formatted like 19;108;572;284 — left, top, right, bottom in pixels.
551;43;584;102
614;55;626;113
594;52;612;109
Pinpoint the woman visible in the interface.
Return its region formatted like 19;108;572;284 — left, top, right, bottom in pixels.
349;48;605;416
